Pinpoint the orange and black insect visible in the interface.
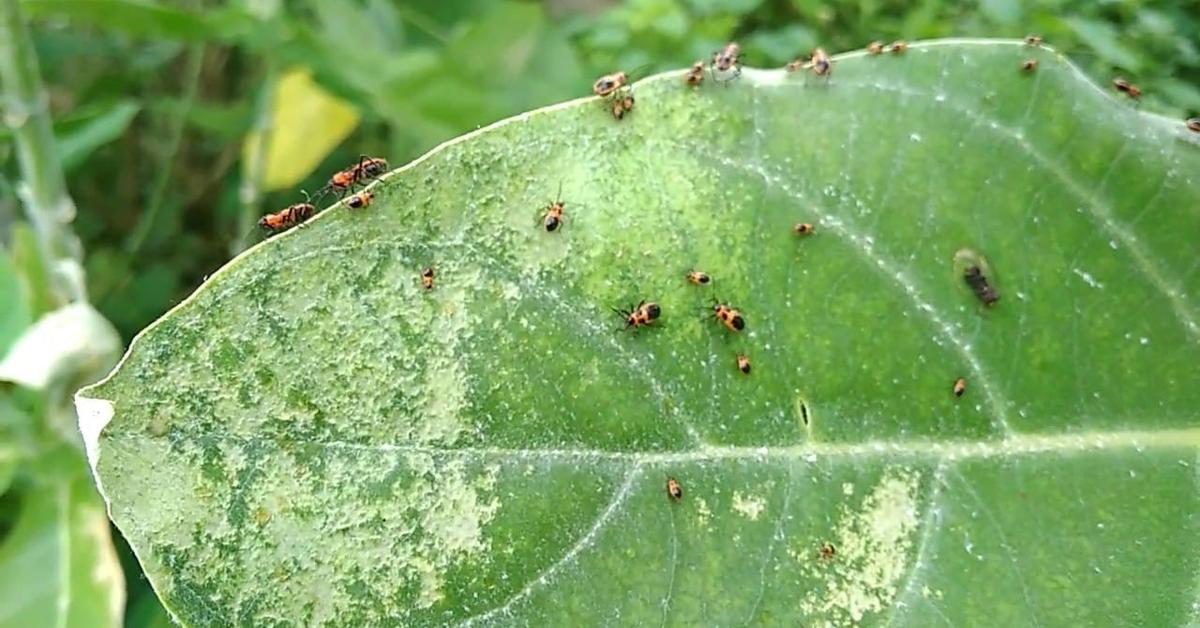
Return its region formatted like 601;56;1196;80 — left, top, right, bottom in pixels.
686;270;711;285
614;300;661;331
794;222;814;236
685;60;705;86
953;377;967;398
593;71;628;98
1024;34;1043;47
889;40;908;54
258;202;315;233
611;93;636;120
711;42;742;81
963;265;999;306
327;156;387;196
1188;118;1200;133
819;542;836;560
712;301;745;333
542;183;568;232
867;41;884;55
421;266;434;290
1021;58;1038;73
810;48;832;77
345;190;374;209
666;477;683;501
1113;78;1141;99
736;353;751;374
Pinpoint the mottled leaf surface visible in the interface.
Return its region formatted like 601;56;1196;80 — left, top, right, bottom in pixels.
77;40;1200;627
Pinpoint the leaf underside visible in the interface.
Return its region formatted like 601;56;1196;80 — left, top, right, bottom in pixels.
78;40;1200;627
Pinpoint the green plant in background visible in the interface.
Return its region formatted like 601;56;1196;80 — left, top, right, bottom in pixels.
79;41;1200;625
0;0;124;625
1;0;1198;626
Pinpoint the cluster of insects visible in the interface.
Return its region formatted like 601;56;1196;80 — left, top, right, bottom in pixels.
256;156;388;234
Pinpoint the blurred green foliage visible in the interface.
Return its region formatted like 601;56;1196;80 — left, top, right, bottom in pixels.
0;0;1196;624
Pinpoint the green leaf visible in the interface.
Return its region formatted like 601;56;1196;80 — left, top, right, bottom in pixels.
0;470;124;627
55;100;140;173
0;247;30;359
20;0;255;42
78;40;1200;626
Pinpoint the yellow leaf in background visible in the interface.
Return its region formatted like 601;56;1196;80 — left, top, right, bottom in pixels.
243;68;360;192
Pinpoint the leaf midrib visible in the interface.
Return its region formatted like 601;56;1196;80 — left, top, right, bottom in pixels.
113;426;1200;464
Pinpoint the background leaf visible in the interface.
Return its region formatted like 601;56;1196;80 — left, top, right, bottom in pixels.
243;67;361;193
79;41;1200;626
54;100;140;173
0;468;124;628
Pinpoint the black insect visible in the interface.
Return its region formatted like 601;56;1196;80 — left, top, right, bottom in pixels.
963;265;999;306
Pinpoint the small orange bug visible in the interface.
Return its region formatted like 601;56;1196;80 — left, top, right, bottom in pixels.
810;48;832;77
736;353;751;374
867;41;884;55
421;266;434;290
593;71;628;98
785;58;804;72
1112;78;1141;99
711;42;742;81
614;300;661;331
819;542;836;560
666;477;683;501
326;156;387;196
712;301;745;333
686;270;711;285
258;203;315;233
610;93;636;120
889;41;907;54
1021;58;1038;73
794;222;814;235
345;190;374;209
953;377;967;397
1187;118;1200;133
685;60;705;86
1024;35;1043;47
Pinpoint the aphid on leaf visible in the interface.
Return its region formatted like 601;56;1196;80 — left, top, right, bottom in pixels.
345;190;374;209
736;353;751;375
257;202;315;234
785;58;804;72
1024;35;1043;47
711;42;742;82
819;542;837;560
1021;58;1038;73
810;48;832;77
712;301;745;333
614;300;661;331
686;270;711;285
889;41;908;54
963;265;999;306
421;266;434;290
685;60;705;86
1187;118;1200;133
1112;78;1141;99
953;377;967;398
793;222;815;236
327;156;387;196
666;477;684;501
867;41;884;55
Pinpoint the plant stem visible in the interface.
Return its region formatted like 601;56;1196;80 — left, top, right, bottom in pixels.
232;64;277;255
0;0;85;305
126;42;206;255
